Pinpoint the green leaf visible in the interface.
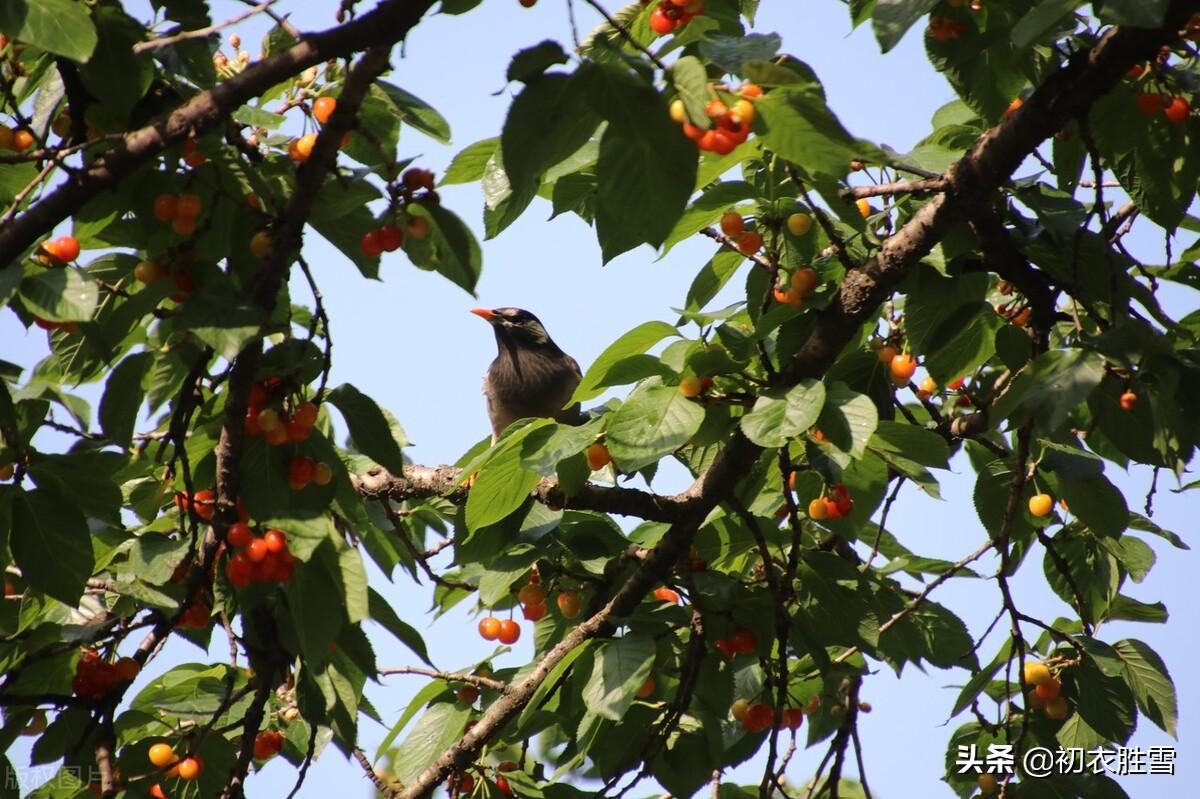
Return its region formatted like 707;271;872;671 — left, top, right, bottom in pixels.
403;202;481;293
1011;0;1081;49
757;86;877;178
27;451;122;525
1073;651;1136;745
18;267;97;323
1095;0;1167;27
376;82;450;144
670;55;709;126
98;351;151;448
506;40;569;83
869;420;950;468
77;7;152;121
0;0;98;63
326;384;408;476
661;181;757;255
816;383;878;458
924;304;1002;384
680;249;743;317
1115;638;1178;736
441;138;499;185
991;350;1105;432
10;488;93;605
501;73;600;195
464;437;541;532
581;634;655;720
605;381;705;472
174;295;263;361
391;702;473;785
872;0;938;53
739;380;826;448
286;544;348;664
572;321;680;403
580;63;698;261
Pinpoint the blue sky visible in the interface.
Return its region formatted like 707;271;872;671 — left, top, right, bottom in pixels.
3;1;1196;797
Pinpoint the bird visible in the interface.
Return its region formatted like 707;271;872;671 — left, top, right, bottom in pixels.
471;307;583;440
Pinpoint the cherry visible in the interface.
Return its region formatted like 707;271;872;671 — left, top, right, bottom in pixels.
652;587;680;604
669;99;687;123
290;133;317;162
1003;97;1023;119
1119;390;1137;411
252;730;284;760
1137;92;1164;115
313;462;334;486
730;628;757;654
741;703;774;733
361;229;383;258
730;698;750;721
637;675;655;698
176;756;203;781
378;224;404;252
586;442;612;471
1028;493;1053;518
783;707;804;730
249;231;272;258
114;657;140;681
226;552;252;588
1023;660;1052;685
807;498;828;520
557;591;582;619
773;287;803;308
478;616;501;640
786;213;812;236
791;267;818;295
714;639;737;659
497;619;521;644
457;685;479;704
518;582;545;606
522;602;547;621
1034;678;1062;700
12;129;34;151
736;231;763;256
264;529;287;555
191;489;215;521
313;96;337;124
406;217;430;240
649;6;678;35
176;194;202;219
285;419;311;443
148;743;177;768
1164;96;1190;124
679;376;703;397
1043;696;1069;720
890;353;917;382
719;212;744;237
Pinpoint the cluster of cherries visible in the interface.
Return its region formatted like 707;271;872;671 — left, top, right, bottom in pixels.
670;84;761;155
71;649;140;699
359;168;437;257
732;698;807;734
152;191;205;237
716;210;764;257
773;265;819;309
648;0;706;36
1024;659;1069;720
927;15;967;41
477;573;586;643
224;524;296;587
805;482;854;521
712;627;758;660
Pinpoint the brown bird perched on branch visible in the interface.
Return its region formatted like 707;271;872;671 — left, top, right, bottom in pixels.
471;307;583;440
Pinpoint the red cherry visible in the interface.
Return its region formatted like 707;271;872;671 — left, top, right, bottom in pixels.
360;229;383;258
649;6;678;35
227;522;253;548
378;224;404;252
288;456;316;486
497;619;521;644
246;538;268;562
263;529;287;555
731;628;757;654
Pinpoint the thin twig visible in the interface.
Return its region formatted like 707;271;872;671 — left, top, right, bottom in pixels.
134;1;277;53
379;666;508;693
580;0;669;71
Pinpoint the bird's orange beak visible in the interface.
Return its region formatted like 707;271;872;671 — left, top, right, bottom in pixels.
470;307;495;321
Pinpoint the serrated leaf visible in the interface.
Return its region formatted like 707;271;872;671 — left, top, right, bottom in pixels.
391;702;473;785
441;138;499;185
605;381;705;472
739;380;825;448
506;40;569;83
376;82;450;144
872;0;938;53
98;351;151;448
19;267;97;323
326;384;408;476
10;488;93;605
816;383;877;458
582;634;655;720
572;321;679;403
1114;638;1177;738
0;0;97;62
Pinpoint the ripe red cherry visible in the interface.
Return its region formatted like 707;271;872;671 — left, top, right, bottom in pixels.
289;455;316;486
731;628;757;654
227;522;253;548
1119;390;1137;411
1137;92;1164;115
478;616;501;640
741;703;774;733
246;538;268;562
1164;96;1190;124
378;224;404;252
649;7;678;35
360;229;383;258
497;619;521;644
264;529;287;554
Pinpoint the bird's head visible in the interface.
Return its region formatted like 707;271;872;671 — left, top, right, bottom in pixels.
471;307;557;349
